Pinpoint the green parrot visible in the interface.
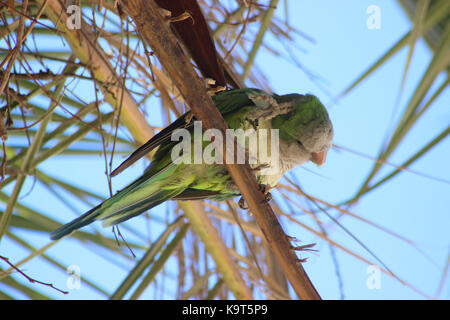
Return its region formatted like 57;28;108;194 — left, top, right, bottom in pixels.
50;88;333;240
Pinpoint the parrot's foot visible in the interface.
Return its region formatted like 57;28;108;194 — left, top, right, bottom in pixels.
258;183;273;204
258;183;270;194
204;78;226;96
238;194;272;209
247;92;296;120
238;197;248;210
237;184;273;209
251;163;271;171
160;9;194;24
207;86;226;95
262;191;272;204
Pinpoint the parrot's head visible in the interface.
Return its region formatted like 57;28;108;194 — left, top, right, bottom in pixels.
273;94;333;166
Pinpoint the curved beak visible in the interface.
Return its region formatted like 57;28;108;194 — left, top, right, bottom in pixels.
311;151;328;167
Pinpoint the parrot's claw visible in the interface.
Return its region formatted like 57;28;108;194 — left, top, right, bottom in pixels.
286;235;298;242
261;191;272;204
257;183;273;204
238;193;272;208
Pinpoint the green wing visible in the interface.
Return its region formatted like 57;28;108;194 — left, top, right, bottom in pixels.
111;88;266;176
50;89;271;240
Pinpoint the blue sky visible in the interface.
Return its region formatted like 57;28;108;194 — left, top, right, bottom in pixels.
1;1;449;299
265;0;450;299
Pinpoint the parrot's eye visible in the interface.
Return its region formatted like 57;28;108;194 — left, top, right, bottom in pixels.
296;140;304;148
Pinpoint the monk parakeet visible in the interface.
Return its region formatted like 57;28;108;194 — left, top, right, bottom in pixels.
50;88;333;240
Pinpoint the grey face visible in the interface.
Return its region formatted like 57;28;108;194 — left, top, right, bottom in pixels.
299;119;334;154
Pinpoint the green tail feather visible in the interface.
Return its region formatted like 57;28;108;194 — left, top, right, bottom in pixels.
50;204;102;240
101;188;185;227
51;162;188;240
50;189;178;240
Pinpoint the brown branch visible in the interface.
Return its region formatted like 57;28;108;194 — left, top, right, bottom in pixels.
0;0;28;95
118;0;320;300
0;255;68;295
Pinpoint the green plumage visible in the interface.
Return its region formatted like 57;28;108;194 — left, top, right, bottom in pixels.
50;89;333;240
